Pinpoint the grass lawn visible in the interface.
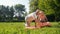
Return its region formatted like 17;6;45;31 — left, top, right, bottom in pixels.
0;22;60;34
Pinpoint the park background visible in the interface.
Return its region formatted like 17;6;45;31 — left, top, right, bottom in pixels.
0;0;60;34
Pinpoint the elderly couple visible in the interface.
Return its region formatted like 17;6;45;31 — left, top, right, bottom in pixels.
25;9;51;29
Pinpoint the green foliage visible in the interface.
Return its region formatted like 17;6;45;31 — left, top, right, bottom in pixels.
14;4;25;17
0;4;26;22
15;4;25;11
14;4;26;21
54;0;60;7
29;0;38;13
29;0;60;21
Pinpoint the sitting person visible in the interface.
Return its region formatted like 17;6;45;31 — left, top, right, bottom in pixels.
36;10;51;27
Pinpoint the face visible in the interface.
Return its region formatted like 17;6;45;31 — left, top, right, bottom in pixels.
37;11;45;20
37;11;44;16
36;9;45;18
36;9;40;15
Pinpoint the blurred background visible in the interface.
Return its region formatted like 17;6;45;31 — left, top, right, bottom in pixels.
0;0;60;22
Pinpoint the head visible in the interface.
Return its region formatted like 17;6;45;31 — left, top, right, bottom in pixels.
38;11;45;17
37;10;45;20
35;9;40;15
39;11;44;15
36;9;44;15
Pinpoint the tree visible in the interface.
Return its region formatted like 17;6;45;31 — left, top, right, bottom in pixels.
29;0;60;21
0;5;9;21
0;5;14;21
14;4;25;17
9;6;15;21
53;0;60;21
29;0;38;13
14;4;25;21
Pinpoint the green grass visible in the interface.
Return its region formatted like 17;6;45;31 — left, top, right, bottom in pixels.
0;22;60;34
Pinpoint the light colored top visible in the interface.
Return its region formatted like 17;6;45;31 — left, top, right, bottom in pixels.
25;12;37;21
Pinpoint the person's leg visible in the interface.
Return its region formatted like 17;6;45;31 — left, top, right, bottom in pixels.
25;21;31;27
25;22;28;27
35;19;38;27
35;18;41;28
43;22;51;27
27;21;31;27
